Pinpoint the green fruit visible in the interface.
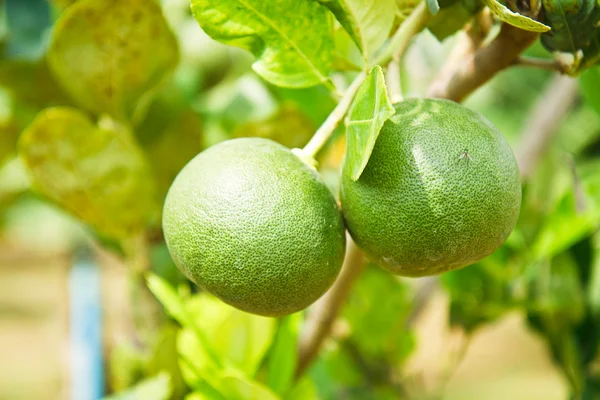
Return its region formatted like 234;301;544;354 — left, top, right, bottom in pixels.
163;138;346;316
341;99;521;277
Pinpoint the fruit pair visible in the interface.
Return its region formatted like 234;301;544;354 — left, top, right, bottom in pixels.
162;99;521;317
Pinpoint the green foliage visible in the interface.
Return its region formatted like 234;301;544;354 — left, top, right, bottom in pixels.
147;274;319;400
541;0;600;71
316;0;397;62
344;66;394;181
483;0;551;32
47;0;179;121
581;67;600;115
19;108;157;240
5;0;600;398
104;372;172;400
190;0;335;88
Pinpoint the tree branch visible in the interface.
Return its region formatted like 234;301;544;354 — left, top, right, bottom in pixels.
427;22;539;102
516;74;579;179
296;237;365;377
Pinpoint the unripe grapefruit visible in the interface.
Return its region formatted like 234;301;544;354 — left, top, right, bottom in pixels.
341;99;521;277
163;138;346;316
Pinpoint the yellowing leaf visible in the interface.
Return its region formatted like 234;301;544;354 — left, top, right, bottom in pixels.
47;0;179;120
483;0;551;32
190;0;334;88
19;107;156;240
344;65;395;181
316;0;397;61
103;372;172;400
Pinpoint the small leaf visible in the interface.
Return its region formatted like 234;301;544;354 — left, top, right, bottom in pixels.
426;0;441;15
190;0;334;88
483;0;550;32
103;372;172;400
286;378;319;400
185;294;277;376
266;313;303;395
219;373;280;400
47;0;179;120
316;0;397;61
19;107;156;240
147;273;189;325
427;1;478;41
344;65;395;181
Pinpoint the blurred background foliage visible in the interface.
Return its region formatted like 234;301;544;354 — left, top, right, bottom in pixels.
1;0;600;399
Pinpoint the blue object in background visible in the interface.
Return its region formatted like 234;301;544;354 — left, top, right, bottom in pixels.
69;248;104;400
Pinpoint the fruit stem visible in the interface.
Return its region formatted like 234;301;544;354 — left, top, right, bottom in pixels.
300;1;431;159
301;71;366;159
296;237;365;377
372;2;431;67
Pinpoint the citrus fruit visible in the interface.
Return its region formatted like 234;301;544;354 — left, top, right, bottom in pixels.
163;137;346;316
341;98;521;277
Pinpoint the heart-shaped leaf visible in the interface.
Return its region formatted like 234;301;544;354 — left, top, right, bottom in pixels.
19;107;157;240
484;0;551;32
190;0;334;88
344;65;395;181
47;0;179;121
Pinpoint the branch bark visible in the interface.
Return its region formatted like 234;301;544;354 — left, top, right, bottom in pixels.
516;74;579;179
427;23;539;102
296;237;365;377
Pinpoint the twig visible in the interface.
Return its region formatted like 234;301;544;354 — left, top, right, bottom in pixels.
296;237;365;377
515;56;568;73
427;22;539;102
516;74;579;179
374;2;431;66
301;72;366;159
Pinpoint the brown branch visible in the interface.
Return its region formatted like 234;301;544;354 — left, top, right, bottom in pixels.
516;74;579;179
427;23;539;102
296;237;365;377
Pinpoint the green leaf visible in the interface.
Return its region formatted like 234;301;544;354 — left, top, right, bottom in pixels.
190;0;334;88
218;373;280;400
483;0;550;32
527;254;585;325
186;294;277;376
19;107;156;240
531;188;600;261
148;326;188;400
266;313;302;395
442;247;517;332
344;65;395;181
580;67;600;116
286;378;319;400
341;265;415;361
146;273;189;325
540;0;599;53
316;0;397;61
47;0;179;120
427;0;477;40
104;372;172;400
426;0;441;15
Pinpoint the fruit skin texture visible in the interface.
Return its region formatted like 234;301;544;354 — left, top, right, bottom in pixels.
341;99;521;277
163;138;346;316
